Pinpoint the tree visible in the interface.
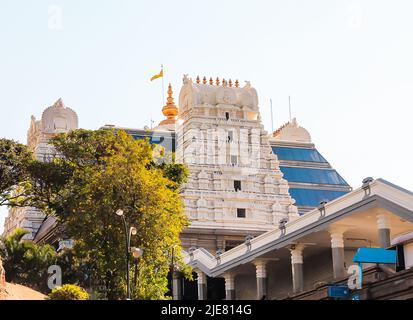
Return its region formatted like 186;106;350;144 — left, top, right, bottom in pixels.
0;228;56;293
0;139;33;206
20;129;190;299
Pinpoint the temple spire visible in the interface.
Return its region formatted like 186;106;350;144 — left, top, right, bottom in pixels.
53;98;65;108
158;83;178;128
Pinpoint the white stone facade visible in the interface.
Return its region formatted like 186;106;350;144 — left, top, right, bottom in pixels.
3;99;78;240
176;76;298;247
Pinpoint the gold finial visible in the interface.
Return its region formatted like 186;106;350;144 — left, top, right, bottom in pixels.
159;83;178;126
235;79;239;87
229;79;233;87
209;77;213;85
196;76;200;84
222;79;227;87
216;77;220;86
203;76;207;84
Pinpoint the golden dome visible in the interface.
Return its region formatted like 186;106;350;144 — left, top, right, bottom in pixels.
159;83;178;126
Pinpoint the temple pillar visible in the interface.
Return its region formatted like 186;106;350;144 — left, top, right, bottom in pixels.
254;259;268;300
330;228;346;279
224;273;235;300
290;245;304;294
172;271;182;300
377;213;391;248
196;271;207;300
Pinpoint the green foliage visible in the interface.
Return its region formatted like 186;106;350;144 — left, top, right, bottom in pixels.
19;129;190;299
48;284;89;300
157;162;189;191
0;139;33;206
0;228;56;293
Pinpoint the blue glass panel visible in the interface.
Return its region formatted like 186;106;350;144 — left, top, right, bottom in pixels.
131;134;148;141
289;188;348;207
272;147;327;163
150;136;163;143
130;134;175;152
280;166;348;185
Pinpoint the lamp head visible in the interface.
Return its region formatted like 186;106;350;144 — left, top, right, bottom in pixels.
130;227;137;236
115;209;124;217
131;247;143;259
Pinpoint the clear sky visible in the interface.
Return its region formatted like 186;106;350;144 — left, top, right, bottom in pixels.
1;1;412;233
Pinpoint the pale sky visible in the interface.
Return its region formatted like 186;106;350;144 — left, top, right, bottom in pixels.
1;0;412;233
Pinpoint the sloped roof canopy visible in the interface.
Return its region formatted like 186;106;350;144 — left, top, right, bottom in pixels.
185;179;413;277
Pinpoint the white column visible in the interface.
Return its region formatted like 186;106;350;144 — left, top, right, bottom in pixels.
290;245;304;294
172;271;182;300
224;273;235;300
254;259;267;300
196;271;207;300
377;213;391;248
330;228;346;279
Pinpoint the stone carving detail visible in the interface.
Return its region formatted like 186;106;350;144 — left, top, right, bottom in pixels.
216;87;237;105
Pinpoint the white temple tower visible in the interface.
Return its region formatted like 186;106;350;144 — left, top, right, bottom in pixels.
3;99;78;240
176;76;298;252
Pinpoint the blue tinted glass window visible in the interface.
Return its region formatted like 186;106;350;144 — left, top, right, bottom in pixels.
280;167;348;185
289;188;348;207
150;136;163;143
131;134;147;141
130;134;174;152
272;147;327;163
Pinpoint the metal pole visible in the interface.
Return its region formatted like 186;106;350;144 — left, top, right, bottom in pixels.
171;246;174;299
270;99;274;133
161;64;165;105
122;215;130;300
289;96;292;121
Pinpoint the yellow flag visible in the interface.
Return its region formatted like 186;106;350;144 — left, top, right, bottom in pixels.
150;69;163;81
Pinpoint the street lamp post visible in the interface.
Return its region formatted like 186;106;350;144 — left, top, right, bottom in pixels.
115;209;143;300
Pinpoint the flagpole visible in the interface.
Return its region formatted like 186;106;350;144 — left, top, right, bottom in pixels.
270;99;274;133
161;64;165;105
289;96;292;121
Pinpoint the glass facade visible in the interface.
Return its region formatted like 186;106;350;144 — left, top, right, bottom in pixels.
272;146;327;163
289;188;348;208
280;166;348;185
131;134;175;152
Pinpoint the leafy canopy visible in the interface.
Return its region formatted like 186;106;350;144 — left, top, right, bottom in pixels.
0;139;33;206
21;129;190;299
0;228;56;293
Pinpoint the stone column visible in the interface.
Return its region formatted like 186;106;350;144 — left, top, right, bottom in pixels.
172;271;182;300
254;260;267;300
377;213;391;248
290;245;304;294
330;229;346;279
224;273;235;300
196;271;207;300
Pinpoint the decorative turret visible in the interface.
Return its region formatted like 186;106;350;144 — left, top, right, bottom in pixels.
157;83;178;130
179;75;259;116
41;98;78;134
270;118;312;143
